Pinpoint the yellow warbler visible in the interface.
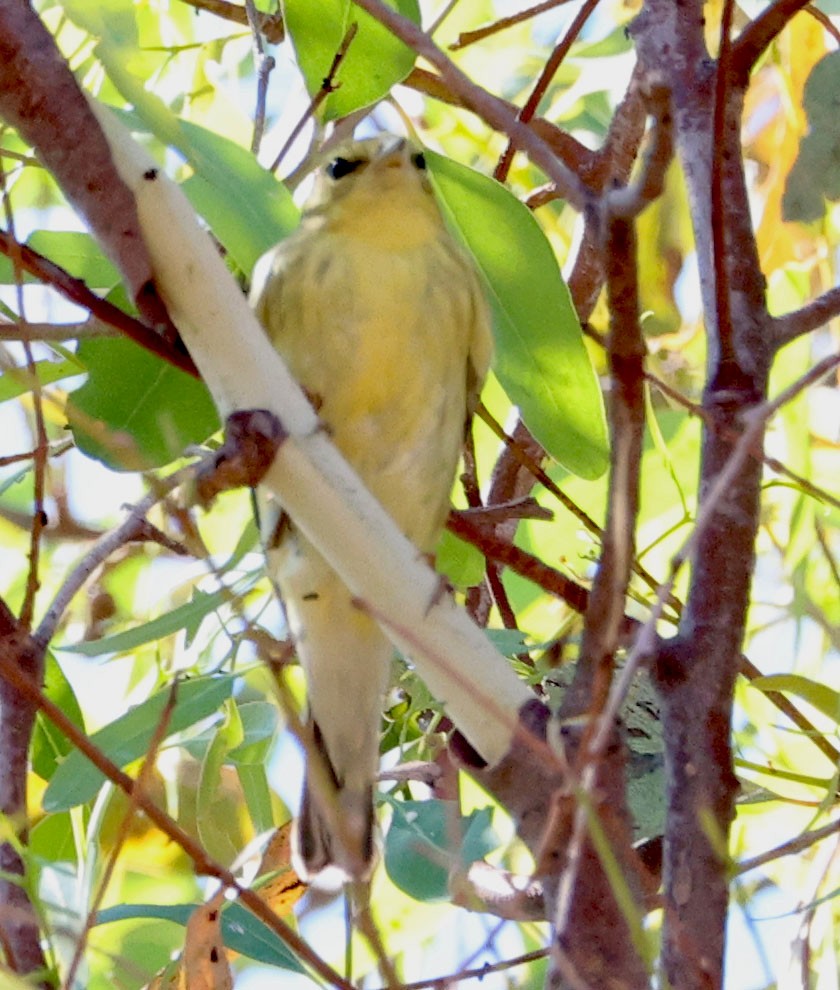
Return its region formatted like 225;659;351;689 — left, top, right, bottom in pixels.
250;134;492;883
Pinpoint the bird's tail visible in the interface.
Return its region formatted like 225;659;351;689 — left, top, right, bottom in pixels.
261;510;392;884
294;719;376;883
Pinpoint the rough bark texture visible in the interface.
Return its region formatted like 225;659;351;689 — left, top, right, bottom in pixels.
630;1;783;985
0;0;175;334
0;602;47;984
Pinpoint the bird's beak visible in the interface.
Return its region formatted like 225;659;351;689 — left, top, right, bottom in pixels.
374;137;411;170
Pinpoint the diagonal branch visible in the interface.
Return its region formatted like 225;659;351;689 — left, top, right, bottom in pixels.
773;284;840;347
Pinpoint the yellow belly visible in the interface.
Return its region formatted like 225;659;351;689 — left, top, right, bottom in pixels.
256;226;483;550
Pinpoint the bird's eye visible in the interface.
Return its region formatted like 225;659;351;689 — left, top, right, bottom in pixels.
326;156;365;180
411;151;427;171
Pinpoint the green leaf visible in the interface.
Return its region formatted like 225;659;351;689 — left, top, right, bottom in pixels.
0;356;84;404
427;151;609;479
43;675;235;811
283;0;420;120
0;230;119;287
65;336;220;471
384;799;496;901
58;0;140;47
783;52;840;222
58;582;254;658
28;230;120;285
750;674;840;724
31;652;85;781
228;702;279;765
237;764;275;835
108;107;297;272
434;528;486;588
94;902;304;971
197;702;243;863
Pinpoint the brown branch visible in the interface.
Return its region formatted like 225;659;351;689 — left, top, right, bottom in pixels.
177;0;285;42
550;204;650;988
0;166;47;632
0;649;354;990
269;23;359;174
773;284;840;347
450;0;574;50
0;2;178;338
0;230;197;376
731;0;813;80
476;404;683;617
348;0;592;209
447;510;591;616
494;0;602;183
0;601;49;986
710;0;737;376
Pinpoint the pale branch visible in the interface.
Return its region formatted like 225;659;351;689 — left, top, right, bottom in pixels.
773;284;840;347
89;102;533;767
347;0;592;211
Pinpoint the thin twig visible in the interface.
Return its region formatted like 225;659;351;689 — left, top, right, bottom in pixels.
33;464;195;648
244;0;275;154
268;23;359;175
737;815;840;875
373;948;550;990
0;650;355;990
0;318;119;342
476;403;683;617
62;682;179;990
450;0;575;50
177;0;285;42
773;284;840;347
0;229;198;376
348;0;591;209
494;0;602;183
0;163;46;631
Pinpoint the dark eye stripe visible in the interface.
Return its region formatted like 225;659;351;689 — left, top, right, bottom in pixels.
326;156;365;180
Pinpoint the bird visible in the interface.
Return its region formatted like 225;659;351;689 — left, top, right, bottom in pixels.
249;133;492;884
